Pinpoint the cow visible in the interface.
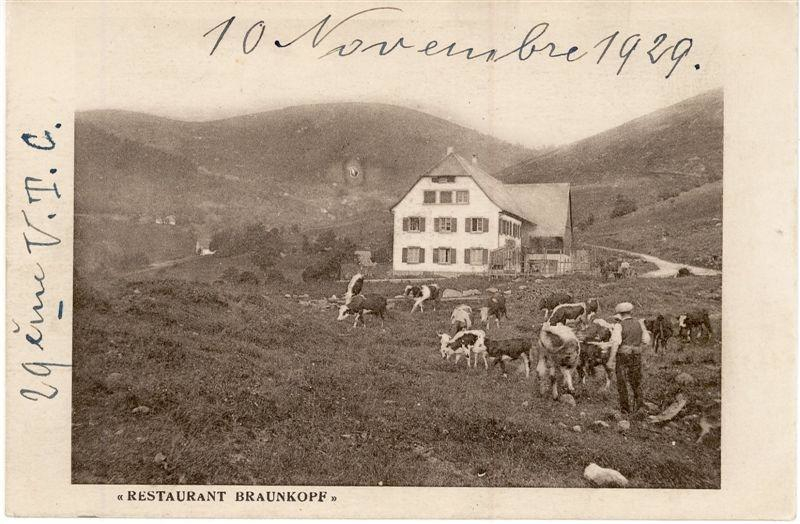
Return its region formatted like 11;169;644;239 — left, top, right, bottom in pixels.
344;273;364;305
535;322;581;400
644;314;673;352
577;318;614;389
438;330;487;367
538;292;573;320
450;304;473;334
547;302;590;327
484;337;531;378
337;294;387;328
404;284;441;313
677;309;712;343
479;293;508;329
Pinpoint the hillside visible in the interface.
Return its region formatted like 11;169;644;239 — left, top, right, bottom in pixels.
499;89;723;185
578;181;723;269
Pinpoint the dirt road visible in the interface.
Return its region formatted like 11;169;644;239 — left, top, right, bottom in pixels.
589;245;721;278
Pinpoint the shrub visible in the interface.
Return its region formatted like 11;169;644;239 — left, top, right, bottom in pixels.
236;271;261;285
610;194;637;218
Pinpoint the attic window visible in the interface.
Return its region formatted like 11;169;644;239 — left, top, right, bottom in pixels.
433;176;455;183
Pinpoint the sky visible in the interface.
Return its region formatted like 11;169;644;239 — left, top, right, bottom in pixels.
75;2;722;148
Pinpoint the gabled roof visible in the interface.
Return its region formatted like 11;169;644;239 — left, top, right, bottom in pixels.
393;152;571;237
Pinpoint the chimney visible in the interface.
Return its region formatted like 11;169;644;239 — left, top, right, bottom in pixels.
472;154;478;165
446;146;454;155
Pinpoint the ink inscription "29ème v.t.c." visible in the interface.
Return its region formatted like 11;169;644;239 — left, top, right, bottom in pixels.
203;7;695;79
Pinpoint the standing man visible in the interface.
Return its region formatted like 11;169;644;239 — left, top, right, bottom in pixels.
608;302;651;415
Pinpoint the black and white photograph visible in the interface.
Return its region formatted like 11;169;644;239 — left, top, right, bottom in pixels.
6;1;796;518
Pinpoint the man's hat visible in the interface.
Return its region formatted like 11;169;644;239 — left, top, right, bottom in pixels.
614;302;634;314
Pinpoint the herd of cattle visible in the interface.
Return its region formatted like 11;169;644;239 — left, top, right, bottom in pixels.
336;274;714;400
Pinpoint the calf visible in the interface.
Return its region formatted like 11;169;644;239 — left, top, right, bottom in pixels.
479;293;508;329
337;294;387;328
584;298;600;321
450;304;472;335
678;309;712;343
577;319;614;389
484;337;531;377
404;284;441;313
438;330;487;367
645;314;673;352
535;322;581;400
547;302;589;327
539;292;573;320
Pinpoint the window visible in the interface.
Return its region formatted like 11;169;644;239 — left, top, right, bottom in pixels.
402;247;425;264
432;176;455;183
403;216;426;232
435;217;457;233
464;248;488;266
439;191;453;204
433;247;456;265
466;217;489;233
513;223;520;237
456;190;469;204
423;191;436;204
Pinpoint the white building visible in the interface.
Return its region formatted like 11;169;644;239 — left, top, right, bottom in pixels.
391;149;573;276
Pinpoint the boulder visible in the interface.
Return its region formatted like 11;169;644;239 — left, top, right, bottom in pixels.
583;463;629;487
486;287;499;294
503;290;512;295
442;289;462;299
572;425;582;433
648;393;688;423
617;420;631;431
328;295;338;302
154;453;167;465
534;279;544;284
675;372;696;386
132;406;151;414
462;289;481;297
559;394;576;407
518;285;528;290
593;420;610;429
284;294;291;298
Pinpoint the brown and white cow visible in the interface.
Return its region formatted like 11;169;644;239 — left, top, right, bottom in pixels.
479;293;508;329
450;304;473;335
677;309;712;343
577;318;615;389
538;292;573;320
547;301;595;327
438;330;487;367
535;322;581;400
484;337;531;377
405;284;441;313
337;294;387;328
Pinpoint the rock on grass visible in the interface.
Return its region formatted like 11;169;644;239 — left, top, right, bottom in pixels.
584;463;629;487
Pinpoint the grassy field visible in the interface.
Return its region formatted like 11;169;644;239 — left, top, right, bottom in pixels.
73;270;721;488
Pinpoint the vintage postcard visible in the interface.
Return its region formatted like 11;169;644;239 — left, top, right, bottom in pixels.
5;0;797;518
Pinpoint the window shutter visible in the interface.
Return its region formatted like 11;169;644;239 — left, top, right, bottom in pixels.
402;248;408;263
432;248;439;264
419;248;425;263
434;218;440;232
450;248;456;265
482;248;489;265
483;218;489;233
465;218;472;233
402;218;408;232
452;218;457;233
419;217;426;232
464;249;471;264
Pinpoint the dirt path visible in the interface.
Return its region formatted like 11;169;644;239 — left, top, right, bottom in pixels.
588;244;721;278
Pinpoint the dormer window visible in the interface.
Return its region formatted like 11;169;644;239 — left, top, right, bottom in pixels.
432;176;455;183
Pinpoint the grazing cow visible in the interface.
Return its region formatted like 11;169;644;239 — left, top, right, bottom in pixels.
677;309;712;343
577;319;614;389
484;337;531;377
438;330;487;367
548;302;590;327
644;314;673;352
585;298;600;321
450;304;473;334
344;273;364;305
479;293;508;328
535;322;581;400
337;294;387;328
404;284;441;313
538;292;573;320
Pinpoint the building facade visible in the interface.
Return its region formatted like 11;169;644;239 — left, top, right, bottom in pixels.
391;150;572;276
